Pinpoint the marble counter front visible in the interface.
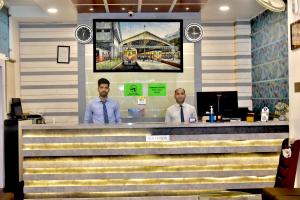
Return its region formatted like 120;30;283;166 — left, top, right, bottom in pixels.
19;121;289;199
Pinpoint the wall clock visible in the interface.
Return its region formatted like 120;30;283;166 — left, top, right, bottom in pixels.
185;23;203;43
75;24;93;44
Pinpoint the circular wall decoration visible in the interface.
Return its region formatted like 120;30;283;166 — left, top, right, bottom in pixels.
184;23;204;43
75;24;93;44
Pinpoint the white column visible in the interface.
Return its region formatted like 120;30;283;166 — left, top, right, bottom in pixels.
288;0;300;187
0;55;6;188
9;16;20;98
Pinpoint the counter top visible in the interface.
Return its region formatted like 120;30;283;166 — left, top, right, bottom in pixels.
21;121;288;130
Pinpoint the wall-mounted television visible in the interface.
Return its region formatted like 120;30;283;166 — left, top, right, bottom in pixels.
93;19;183;72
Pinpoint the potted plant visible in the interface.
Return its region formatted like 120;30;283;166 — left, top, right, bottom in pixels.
274;102;289;121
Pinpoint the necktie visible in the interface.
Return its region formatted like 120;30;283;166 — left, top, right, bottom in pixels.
101;101;109;124
180;105;184;123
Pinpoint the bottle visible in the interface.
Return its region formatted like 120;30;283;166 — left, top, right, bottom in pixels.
216;112;222;122
209;105;214;123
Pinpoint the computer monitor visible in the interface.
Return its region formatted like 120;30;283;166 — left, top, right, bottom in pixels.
11;98;23;119
197;91;238;117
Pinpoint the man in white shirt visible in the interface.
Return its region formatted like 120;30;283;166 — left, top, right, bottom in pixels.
165;88;198;123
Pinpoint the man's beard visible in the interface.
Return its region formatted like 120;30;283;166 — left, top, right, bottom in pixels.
176;99;185;104
100;92;108;98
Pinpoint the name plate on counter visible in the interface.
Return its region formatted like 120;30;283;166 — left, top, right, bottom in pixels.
146;135;170;142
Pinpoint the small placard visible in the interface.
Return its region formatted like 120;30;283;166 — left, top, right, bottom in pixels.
146;135;170;142
261;107;269;122
124;83;143;96
138;96;146;105
148;83;166;96
189;117;197;123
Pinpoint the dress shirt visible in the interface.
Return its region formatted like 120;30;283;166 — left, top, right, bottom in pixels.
84;97;121;124
165;102;198;123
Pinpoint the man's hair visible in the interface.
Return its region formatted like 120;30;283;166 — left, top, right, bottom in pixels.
175;88;185;94
98;78;110;87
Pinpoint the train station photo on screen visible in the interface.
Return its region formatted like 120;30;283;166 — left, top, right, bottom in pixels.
93;19;183;72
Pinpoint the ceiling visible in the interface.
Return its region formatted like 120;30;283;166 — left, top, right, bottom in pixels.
5;0;77;23
4;0;36;6
201;0;266;21
4;0;266;22
71;0;208;13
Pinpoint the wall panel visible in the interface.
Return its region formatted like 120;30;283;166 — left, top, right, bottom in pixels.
201;22;252;110
251;10;288;112
19;24;79;124
85;43;195;119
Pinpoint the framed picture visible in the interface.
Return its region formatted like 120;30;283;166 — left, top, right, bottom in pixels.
291;19;300;50
57;46;70;63
93;19;183;72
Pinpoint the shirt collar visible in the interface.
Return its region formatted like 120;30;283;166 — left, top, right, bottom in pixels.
96;97;110;103
176;102;186;107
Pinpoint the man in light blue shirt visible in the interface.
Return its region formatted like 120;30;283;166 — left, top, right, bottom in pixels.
84;78;121;124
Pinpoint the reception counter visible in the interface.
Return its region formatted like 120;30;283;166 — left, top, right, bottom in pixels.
20;121;288;199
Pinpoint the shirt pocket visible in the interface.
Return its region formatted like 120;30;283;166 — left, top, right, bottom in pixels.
92;104;103;115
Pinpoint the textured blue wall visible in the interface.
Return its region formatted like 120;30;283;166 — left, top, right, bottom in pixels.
0;7;9;57
251;10;288;112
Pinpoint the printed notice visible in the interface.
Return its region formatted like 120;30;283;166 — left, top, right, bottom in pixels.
148;83;166;96
57;46;70;63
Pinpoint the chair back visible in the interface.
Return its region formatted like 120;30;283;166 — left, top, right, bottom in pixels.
274;138;300;188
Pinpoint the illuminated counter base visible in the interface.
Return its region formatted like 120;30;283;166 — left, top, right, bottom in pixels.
20;122;288;199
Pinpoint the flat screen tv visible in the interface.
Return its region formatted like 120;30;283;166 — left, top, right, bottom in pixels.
93;19;183;72
197;91;238;117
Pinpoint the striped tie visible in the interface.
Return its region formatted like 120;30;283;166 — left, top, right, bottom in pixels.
101;101;109;124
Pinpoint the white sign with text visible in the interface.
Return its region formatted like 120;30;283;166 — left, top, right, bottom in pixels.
146;135;170;142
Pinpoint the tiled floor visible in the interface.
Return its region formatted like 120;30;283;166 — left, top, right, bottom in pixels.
23;192;262;200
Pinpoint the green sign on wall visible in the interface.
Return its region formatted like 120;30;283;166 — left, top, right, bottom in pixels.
124;83;143;96
148;83;166;96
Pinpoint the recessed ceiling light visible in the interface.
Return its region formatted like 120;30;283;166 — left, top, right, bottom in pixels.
186;7;190;10
47;8;58;14
89;8;94;11
219;5;230;11
155;7;158;11
122;7;125;11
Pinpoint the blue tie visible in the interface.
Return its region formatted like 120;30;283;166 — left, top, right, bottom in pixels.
180;105;184;122
101;101;109;124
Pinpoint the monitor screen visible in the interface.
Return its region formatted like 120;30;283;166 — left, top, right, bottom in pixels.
93;19;183;72
197;91;238;117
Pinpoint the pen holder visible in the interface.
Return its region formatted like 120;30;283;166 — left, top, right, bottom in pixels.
246;113;255;122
